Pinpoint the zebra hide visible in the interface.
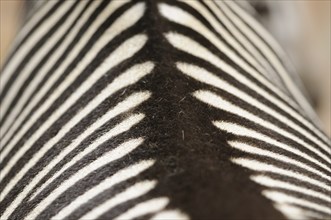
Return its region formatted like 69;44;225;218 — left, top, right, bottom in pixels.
0;1;330;219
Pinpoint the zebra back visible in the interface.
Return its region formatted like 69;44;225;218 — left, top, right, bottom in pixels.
0;1;330;219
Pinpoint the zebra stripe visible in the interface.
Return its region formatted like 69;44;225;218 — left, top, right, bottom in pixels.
0;0;103;138
219;0;321;125
0;34;149;186
167;32;329;147
0;1;89;122
159;3;301;111
1;0;330;219
72;180;157;220
203;0;283;89
178;63;330;157
0;1;144;153
0;0;68;94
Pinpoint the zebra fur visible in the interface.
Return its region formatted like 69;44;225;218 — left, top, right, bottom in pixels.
0;0;330;219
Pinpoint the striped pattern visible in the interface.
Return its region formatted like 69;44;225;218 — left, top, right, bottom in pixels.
0;0;330;219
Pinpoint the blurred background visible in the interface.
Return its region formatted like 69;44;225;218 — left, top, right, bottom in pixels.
0;0;330;136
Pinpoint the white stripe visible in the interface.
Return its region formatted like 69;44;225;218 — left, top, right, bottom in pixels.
214;121;330;174
0;34;148;176
55;178;156;219
0;1;144;151
251;175;331;203
0;62;153;203
0;1;90;121
177;63;330;157
165;31;330;148
0;0;105;137
263;190;331;215
79;180;156;220
274;203;326;220
114;197;169;220
151;210;189;220
228;141;330;181
22;140;150;220
195;91;331;169
159;3;299;111
231;158;330;191
0;0;76;94
221;1;318;122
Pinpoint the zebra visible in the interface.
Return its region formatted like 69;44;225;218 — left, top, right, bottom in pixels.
0;0;330;219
